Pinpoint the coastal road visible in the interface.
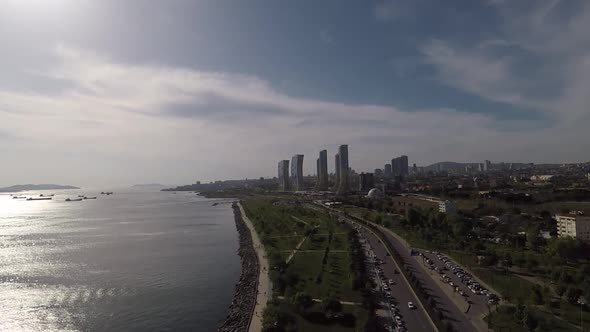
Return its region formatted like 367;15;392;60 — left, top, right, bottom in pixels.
372;224;481;332
345;218;436;332
419;251;496;332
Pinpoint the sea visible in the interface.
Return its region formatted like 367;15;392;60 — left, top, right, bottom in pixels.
0;189;240;331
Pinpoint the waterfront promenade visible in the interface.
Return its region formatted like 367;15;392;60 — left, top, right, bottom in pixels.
238;202;270;332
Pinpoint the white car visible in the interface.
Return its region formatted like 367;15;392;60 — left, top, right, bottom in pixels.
407;302;416;309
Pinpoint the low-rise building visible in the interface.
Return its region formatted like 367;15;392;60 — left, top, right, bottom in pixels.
438;200;457;213
555;214;590;242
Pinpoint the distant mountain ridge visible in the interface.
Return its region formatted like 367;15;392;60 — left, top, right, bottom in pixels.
0;184;80;192
131;183;166;188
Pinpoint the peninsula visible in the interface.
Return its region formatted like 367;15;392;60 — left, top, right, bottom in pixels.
0;184;80;192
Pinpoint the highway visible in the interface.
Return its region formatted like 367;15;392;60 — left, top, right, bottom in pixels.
345;218;436;332
372;223;481;332
419;251;496;331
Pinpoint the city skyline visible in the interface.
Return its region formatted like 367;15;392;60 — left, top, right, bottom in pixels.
1;1;590;188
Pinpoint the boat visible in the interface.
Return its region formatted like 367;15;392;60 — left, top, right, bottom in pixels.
65;198;83;202
83;196;97;199
12;196;27;199
78;195;85;198
40;194;55;197
26;197;52;201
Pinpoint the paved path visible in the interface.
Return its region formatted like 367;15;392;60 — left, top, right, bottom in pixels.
277;296;362;306
238;202;270;332
280;250;348;253
285;235;307;264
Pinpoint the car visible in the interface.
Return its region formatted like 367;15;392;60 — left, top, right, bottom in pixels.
407;302;416;309
395;315;403;323
388;279;395;285
459;290;466;296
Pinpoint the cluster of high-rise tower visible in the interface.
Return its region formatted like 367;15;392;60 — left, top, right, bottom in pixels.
383;155;409;178
277;145;350;194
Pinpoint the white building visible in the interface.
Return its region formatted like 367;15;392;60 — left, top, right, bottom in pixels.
555;214;590;242
439;200;457;213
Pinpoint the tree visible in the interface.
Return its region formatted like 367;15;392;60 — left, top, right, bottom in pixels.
374;214;383;225
292;292;313;313
407;208;422;227
502;252;513;268
531;285;544;305
555;284;567;301
566;287;583;304
525;256;539;272
321;296;342;318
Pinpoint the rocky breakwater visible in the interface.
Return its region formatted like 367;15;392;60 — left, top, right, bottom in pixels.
218;202;260;332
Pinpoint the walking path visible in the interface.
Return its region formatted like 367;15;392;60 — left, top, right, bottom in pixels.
276;296;362;306
285;236;307;264
238;202;270;332
280;250;348;253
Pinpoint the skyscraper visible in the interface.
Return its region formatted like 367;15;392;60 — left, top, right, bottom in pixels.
336;145;349;195
359;172;375;192
374;168;383;178
316;158;320;189
384;164;392;178
291;154;304;191
391;157;401;176
278;160;290;191
318;150;328;191
400;155;409;176
484;160;491;171
334;153;340;188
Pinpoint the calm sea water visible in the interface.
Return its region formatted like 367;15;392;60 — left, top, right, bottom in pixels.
0;189;240;331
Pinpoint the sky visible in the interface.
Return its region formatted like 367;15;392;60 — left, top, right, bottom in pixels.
1;0;589;187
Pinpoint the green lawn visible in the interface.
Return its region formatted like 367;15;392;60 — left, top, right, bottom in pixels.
539;301;590;331
243;197;368;331
281;302;367;332
471;267;536;304
486;305;576;332
533;201;590;215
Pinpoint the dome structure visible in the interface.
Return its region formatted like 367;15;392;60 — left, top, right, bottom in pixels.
367;188;383;199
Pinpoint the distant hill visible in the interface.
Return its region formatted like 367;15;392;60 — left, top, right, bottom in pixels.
0;184;80;192
131;183;167;188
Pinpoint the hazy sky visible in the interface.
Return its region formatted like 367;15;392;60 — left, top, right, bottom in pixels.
1;0;589;187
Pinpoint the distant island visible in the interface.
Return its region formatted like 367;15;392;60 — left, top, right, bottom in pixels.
0;184;80;192
131;183;167;188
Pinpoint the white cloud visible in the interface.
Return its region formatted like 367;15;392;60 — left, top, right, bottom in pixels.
421;39;553;112
421;0;590;124
0;43;588;187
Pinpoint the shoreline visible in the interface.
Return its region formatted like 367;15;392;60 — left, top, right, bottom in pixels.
218;202;260;332
238;201;270;332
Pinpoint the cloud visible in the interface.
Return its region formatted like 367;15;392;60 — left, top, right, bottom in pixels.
0;42;588;187
421;39;551;112
421;0;590;124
